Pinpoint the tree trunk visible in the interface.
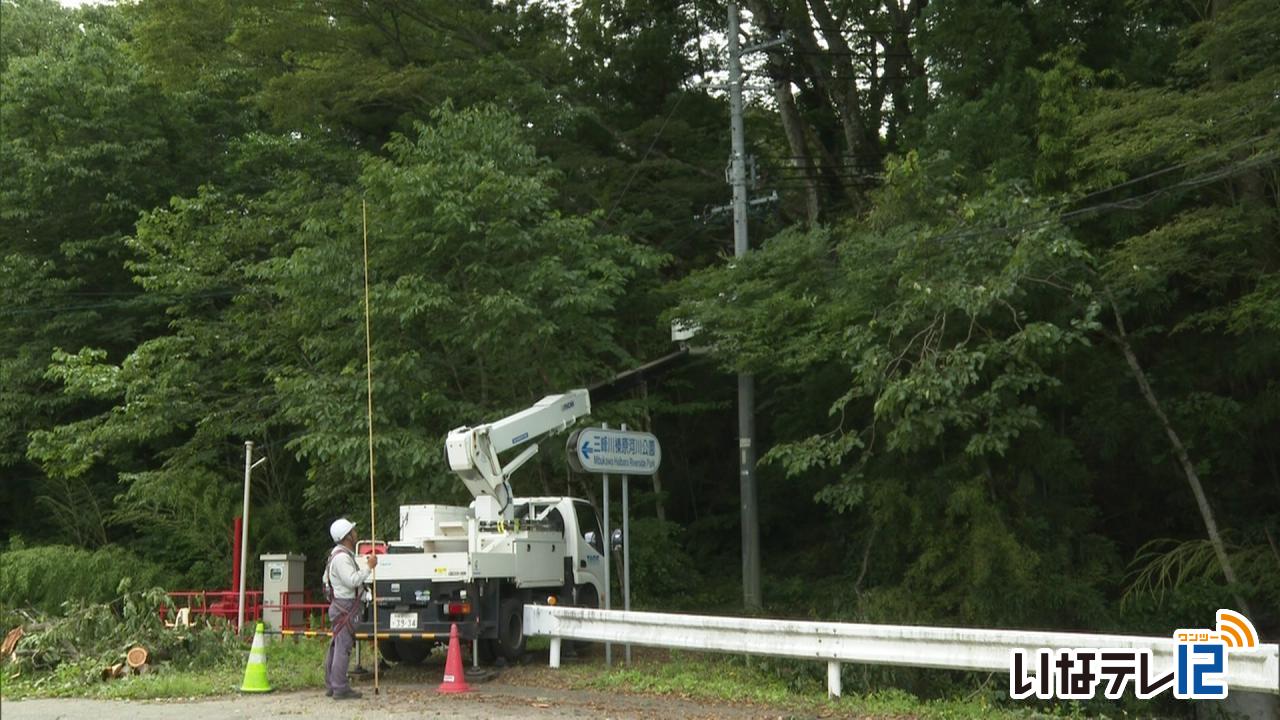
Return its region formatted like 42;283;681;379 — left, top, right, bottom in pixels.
773;78;822;224
748;0;821;223
641;381;667;522
1107;299;1251;616
768;0;866;208
879;0;925;151
808;0;881;177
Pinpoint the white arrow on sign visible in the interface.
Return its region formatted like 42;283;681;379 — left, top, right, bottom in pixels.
567;428;662;476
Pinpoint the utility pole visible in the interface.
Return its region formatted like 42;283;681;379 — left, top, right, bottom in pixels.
237;440;266;634
728;1;762;612
237;441;253;633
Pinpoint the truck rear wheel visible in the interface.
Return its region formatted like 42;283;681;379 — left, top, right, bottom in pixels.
393;638;432;665
496;597;526;662
477;638;497;664
376;639;400;663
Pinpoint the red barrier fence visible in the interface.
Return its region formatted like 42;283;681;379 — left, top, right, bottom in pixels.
277;589;330;631
163;590;263;629
164;589;335;633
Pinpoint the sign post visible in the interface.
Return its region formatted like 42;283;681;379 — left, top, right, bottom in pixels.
621;424;632;666
601;424;611;666
568;425;662;667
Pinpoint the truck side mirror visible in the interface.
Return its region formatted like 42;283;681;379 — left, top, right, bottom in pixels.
610;528;623;552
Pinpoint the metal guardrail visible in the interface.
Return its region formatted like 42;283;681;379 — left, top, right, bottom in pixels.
524;606;1280;698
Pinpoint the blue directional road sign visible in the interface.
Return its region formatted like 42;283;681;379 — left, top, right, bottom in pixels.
567;428;662;476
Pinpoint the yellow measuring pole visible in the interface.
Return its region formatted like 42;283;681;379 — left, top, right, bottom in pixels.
361;199;381;694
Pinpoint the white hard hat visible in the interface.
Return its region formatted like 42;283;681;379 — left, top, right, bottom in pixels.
329;518;357;543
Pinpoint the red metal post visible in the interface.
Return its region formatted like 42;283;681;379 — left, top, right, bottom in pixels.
231;516;243;605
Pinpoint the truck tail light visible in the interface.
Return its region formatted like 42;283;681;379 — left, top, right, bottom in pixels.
445;602;471;617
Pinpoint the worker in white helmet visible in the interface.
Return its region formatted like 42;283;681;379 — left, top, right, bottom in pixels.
322;517;377;700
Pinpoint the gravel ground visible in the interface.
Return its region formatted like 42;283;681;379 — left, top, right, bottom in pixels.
2;651;810;720
1;682;799;720
3;643;814;719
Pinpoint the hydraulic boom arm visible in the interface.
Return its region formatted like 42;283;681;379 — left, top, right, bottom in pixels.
444;389;590;520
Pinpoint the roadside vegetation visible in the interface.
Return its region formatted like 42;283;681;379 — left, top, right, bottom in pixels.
3;633;1100;719
2;0;1278;715
0;588;243;699
1;632;320;701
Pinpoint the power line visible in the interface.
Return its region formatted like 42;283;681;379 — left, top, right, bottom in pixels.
1063;132;1272;208
760;161;884;169
601;92;690;227
36;290;177;297
1062;151;1278;222
0;289;251;318
928;151;1280;246
763;168;884;177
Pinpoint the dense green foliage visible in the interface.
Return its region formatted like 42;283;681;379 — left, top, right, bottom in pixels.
2;1;1278;685
0;544;165;610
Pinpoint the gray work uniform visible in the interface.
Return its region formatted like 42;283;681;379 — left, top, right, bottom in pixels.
323;545;371;694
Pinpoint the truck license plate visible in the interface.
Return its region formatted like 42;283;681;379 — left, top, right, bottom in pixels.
389;613;417;630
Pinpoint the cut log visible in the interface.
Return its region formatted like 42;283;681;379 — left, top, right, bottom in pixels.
1;627;23;660
126;645;149;669
101;662;126;681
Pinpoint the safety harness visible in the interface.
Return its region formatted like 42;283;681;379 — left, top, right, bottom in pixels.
323;545;362;634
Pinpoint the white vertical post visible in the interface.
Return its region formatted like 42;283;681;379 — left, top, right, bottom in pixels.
237;441;252;633
549;637;562;669
827;661;842;698
620;424;632;666
623;475;631;666
472;638;479;669
602;422;611;667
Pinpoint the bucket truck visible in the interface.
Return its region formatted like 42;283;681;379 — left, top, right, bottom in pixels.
354;389;607;664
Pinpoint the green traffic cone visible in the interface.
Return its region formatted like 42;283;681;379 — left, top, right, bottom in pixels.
240;621;273;693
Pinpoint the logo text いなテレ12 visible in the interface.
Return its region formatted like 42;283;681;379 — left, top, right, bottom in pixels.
1009;609;1259;701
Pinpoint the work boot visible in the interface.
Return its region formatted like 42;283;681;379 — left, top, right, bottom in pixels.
325;688;333;697
332;688;363;700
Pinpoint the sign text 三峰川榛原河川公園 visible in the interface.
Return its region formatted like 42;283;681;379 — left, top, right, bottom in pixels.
568;428;662;476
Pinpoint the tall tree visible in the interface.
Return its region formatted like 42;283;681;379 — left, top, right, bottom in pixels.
30;105;662;582
0;1;227;545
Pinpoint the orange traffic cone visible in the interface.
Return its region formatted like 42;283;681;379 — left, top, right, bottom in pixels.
437;623;472;694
